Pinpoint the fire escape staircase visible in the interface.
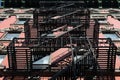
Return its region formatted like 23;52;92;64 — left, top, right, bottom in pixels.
49;37;97;80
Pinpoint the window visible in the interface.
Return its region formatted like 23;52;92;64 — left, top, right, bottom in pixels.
2;32;20;40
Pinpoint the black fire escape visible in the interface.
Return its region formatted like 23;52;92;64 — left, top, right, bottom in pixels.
0;1;117;80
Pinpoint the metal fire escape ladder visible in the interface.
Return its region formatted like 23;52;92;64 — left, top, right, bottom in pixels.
69;33;77;80
86;37;100;70
56;3;75;9
83;37;100;79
